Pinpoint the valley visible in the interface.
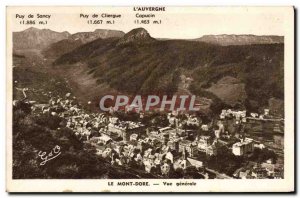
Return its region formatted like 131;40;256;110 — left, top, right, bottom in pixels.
11;27;285;180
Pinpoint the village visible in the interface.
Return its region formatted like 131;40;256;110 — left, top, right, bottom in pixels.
12;83;284;179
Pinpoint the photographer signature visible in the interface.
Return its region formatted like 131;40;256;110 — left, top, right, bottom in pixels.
38;145;61;166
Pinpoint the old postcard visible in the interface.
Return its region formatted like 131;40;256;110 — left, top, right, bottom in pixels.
6;6;294;192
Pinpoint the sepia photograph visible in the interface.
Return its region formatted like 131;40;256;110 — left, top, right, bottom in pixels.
6;6;295;192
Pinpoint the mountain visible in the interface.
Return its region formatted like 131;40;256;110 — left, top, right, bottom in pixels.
42;39;83;59
53;28;216;95
71;29;125;43
53;28;284;113
42;29;125;58
194;34;284;46
117;28;155;46
13;27;70;50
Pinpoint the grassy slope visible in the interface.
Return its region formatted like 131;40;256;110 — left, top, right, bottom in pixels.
54;38;284;112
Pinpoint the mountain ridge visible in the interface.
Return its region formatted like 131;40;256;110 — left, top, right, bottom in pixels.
42;29;125;58
14;27;284;51
71;29;125;43
13;28;70;50
194;34;284;46
14;27;284;114
53;28;284;113
13;27;125;51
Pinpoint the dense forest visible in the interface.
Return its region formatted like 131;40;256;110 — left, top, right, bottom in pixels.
54;29;284;113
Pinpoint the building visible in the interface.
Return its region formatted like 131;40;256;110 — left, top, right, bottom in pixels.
89;135;112;145
190;143;198;157
186;115;200;126
173;158;187;170
179;140;198;157
94;145;106;156
158;126;172;133
206;145;217;156
137;139;144;151
233;167;256;179
198;136;211;151
161;163;170;175
232;138;254;156
264;109;270;116
179;140;191;153
250;113;258;118
274;169;284;179
101;148;112;158
108;121;145;141
201;125;209;131
221;109;246;119
99;135;112;145
251;168;268;179
187;157;203;168
167;138;179;151
254;143;265;149
130;133;138;141
197;136;217;156
165;151;174;163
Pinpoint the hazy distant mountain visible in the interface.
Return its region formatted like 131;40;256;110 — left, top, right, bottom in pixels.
71;29;125;43
13;27;70;50
194;34;284;46
43;29;125;58
54;28;284;112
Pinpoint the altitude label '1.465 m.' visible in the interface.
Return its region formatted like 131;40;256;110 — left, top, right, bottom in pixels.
6;6;294;193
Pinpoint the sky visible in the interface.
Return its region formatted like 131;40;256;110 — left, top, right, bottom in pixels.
7;6;291;39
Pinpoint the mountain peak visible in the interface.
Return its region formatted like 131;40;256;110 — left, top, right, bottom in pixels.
21;27;70;36
23;27;40;32
117;28;155;45
126;28;150;36
13;27;70;50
